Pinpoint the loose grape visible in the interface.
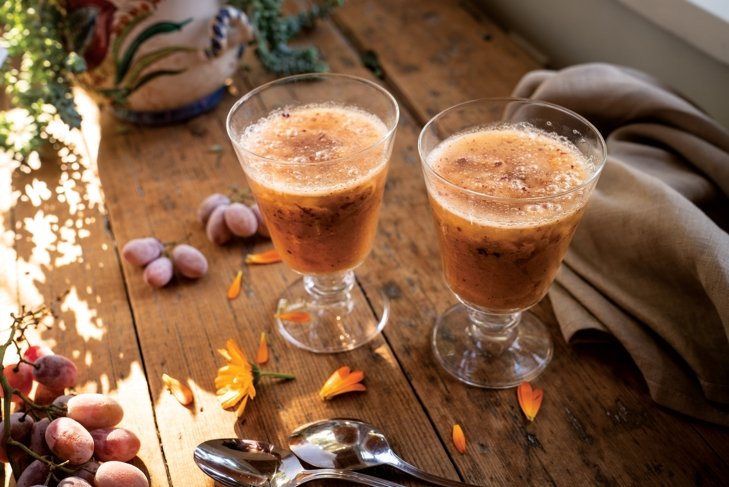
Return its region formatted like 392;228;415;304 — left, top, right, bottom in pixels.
1;362;33;402
23;343;53;363
58;477;93;487
143;256;174;288
251;203;270;238
45;417;94;465
32;354;78;390
206;204;233;244
197;193;231;224
122;238;163;267
95;461;149;487
15;459;50;487
171;244;208;279
67;393;124;430
224;202;258;237
90;427;141;462
30;417;51;456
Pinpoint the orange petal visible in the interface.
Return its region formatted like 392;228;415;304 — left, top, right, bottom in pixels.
452;424;466;454
517;381;544;421
227;271;243;300
275;311;311;324
319;366;366;400
255;332;269;365
162;373;194;406
245;249;281;264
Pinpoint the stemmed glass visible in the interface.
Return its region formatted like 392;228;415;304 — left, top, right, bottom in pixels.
418;98;606;388
226;73;399;353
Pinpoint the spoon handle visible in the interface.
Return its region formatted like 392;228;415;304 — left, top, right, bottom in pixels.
390;457;479;487
297;468;405;487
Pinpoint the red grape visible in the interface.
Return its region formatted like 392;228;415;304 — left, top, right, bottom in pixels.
122;238;163;267
171;244;208;279
90;427;141;462
15;459;50;487
1;362;33;401
32;382;65;405
23;343;53;363
32;354;78;390
45;417;94;465
66;393;124;430
95;461;149;487
58;477;93;487
143;256;174;288
29;417;51;456
197;193;230;224
206;204;233;244
0;412;34;462
224;202;258;237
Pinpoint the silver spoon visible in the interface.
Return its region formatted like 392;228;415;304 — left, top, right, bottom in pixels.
193;438;406;487
289;419;479;487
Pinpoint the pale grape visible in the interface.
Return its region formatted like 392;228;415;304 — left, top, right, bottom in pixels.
15;459;50;487
251;203;270;238
143;256;174;288
90;427;141;462
197;193;230;224
224;202;258;237
32;354;78;390
45;417;94;465
122;238;163;267
171;244;208;279
57;477;93;487
206;204;233;244
66;393;124;430
94;461;149;487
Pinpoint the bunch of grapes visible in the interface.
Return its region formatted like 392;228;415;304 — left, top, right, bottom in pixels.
122;238;208;288
198;193;270;244
2;345;148;487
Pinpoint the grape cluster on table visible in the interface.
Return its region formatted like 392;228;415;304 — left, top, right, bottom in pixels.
122;238;208;288
1;346;148;487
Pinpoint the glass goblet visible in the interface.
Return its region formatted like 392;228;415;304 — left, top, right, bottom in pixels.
418;98;606;387
227;73;399;353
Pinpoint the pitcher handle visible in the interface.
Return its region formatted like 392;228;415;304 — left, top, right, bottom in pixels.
204;6;252;59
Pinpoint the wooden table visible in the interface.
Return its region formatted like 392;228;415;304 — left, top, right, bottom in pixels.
2;1;728;485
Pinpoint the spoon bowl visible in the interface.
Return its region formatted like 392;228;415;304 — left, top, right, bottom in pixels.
288;418;478;487
194;438;406;487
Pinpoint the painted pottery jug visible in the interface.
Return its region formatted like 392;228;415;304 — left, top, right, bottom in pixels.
68;0;252;124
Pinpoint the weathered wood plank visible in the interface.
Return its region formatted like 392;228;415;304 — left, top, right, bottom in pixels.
4;100;170;486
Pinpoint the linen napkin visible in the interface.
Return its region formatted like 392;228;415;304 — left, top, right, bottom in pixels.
512;63;729;425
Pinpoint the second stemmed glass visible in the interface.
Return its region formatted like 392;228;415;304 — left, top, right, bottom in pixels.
418;98;606;388
226;73;399;353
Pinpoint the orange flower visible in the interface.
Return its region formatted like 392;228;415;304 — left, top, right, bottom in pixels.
517;381;544;422
452;424;466;454
255;332;269;365
274;311;311;324
245;249;281;264
319;366;366;401
215;338;294;417
162;373;194;406
227;270;243;300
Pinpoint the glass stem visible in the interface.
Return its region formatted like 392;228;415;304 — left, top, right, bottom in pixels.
303;271;355;307
466;307;521;357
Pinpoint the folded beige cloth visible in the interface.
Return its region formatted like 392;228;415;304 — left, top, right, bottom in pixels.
512;63;729;425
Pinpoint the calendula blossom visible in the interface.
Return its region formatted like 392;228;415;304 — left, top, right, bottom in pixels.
215;338;294;417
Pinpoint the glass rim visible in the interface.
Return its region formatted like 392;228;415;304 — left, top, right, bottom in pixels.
418;97;608;203
226;72;400;166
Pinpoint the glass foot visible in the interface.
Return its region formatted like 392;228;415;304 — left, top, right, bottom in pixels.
275;273;389;353
432;304;552;388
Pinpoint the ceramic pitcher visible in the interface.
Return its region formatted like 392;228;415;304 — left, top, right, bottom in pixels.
68;0;252;124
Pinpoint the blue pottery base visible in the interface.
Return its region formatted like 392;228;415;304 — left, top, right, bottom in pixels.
112;86;227;125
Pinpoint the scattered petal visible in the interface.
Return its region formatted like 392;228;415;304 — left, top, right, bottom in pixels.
255;332;269;365
452;424;466;454
275;311;311;324
517;381;544;422
245;249;281;264
319;366;366;401
162;373;194;406
227;270;243;300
